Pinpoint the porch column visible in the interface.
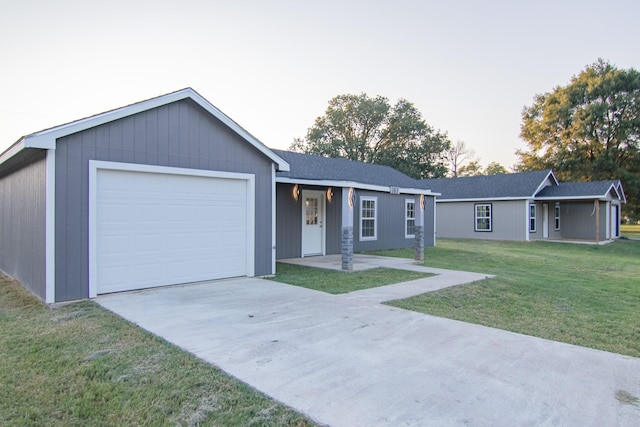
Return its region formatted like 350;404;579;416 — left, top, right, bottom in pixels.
414;195;425;263
341;187;354;271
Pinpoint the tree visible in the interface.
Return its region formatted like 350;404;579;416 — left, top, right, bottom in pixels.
517;59;640;217
446;140;476;177
291;93;451;179
458;160;483;177
484;162;508;175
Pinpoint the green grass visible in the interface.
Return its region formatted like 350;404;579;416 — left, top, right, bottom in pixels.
269;263;433;294
621;224;640;238
375;239;640;358
0;275;316;426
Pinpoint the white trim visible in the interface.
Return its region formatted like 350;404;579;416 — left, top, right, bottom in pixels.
438;196;532;203
271;164;276;274
531;170;559;197
276;177;439;196
405;199;416;239
88;160;255;298
44;149;56;303
301;189;326;256
529;203;537;233
9;88;289;172
433;196;437;246
542;203;549;238
359;196;378;241
474;203;492;232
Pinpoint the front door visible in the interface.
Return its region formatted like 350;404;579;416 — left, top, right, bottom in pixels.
542;203;549;238
301;190;325;256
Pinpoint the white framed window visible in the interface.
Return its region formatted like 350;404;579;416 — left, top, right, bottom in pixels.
554;203;561;230
360;197;377;240
529;204;537;232
475;203;492;232
405;199;416;238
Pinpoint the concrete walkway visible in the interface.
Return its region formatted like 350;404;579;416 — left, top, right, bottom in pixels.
97;257;640;426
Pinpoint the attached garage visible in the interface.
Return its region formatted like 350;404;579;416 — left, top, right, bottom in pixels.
90;162;255;296
0;88;288;303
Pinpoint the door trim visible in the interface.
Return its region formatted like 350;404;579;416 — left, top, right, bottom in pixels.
301;189;326;257
542;203;549;239
88;160;255;298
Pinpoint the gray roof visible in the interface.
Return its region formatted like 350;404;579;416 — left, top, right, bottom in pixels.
420;170;555;200
273;150;423;189
535;180;625;200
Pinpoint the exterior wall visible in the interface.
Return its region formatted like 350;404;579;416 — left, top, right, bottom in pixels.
353;190;417;252
0;150;47;299
424;195;436;247
436;200;527;241
275;184;342;258
548;203;563;240
54;99;274;301
558;201;601;240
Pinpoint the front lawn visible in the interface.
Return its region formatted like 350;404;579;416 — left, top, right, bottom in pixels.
376;239;640;358
0;275;315;426
269;263;433;294
621;224;640;239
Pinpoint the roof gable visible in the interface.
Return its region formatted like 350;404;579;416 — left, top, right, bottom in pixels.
535;180;626;202
1;88;289;171
421;170;556;200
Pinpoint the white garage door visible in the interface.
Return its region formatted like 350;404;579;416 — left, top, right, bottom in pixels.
92;166;253;295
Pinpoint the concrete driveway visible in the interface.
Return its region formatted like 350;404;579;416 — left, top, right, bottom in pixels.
97;257;640;426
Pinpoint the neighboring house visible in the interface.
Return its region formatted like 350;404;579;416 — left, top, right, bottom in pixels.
273;150;438;266
0;88;437;304
421;171;626;243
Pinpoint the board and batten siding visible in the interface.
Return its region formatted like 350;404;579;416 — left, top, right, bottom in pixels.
353;190;416;252
0;150;47;299
54;98;274;301
558;201;607;241
437;200;527;241
275;184;342;259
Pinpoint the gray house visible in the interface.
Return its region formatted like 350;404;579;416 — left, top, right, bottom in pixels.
0;88;288;303
422;171;626;243
273;150;438;264
0;88;437;303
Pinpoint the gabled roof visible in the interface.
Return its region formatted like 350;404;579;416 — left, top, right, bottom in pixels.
273;150;437;195
0;88;289;171
420;170;557;201
535;180;626;202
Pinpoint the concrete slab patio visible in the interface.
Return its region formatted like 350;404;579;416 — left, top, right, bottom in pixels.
97;257;640;427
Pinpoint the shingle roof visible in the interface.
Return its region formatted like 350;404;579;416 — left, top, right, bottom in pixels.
535;180;624;200
420;170;555;200
273;150;423;189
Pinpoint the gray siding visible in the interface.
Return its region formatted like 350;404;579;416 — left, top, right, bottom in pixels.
424;195;436;247
55;99;274;301
275;184;342;258
558;201;605;241
0;150;47;299
436;200;527;241
353;190;416;252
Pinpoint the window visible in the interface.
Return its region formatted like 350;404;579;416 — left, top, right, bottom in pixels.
305;198;318;225
405;200;416;238
360;197;377;240
554;203;560;230
475;204;492;232
529;204;537;232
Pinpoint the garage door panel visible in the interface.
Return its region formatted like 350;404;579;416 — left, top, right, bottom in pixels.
95;169;250;294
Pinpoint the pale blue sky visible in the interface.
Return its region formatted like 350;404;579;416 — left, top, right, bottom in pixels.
1;0;639;168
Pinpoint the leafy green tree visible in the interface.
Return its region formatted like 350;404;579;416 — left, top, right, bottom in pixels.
458;160;483;177
517;59;640;216
484;162;508;175
291;93;451;179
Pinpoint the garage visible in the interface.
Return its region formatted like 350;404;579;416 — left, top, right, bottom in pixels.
89;161;255;296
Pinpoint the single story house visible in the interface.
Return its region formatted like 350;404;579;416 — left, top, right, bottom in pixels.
421;170;626;242
0;88;437;303
273;150;437;264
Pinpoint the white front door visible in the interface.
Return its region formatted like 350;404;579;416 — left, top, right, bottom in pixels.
543;203;549;238
301;190;325;256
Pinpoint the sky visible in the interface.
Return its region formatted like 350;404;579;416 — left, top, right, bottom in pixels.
1;0;639;169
